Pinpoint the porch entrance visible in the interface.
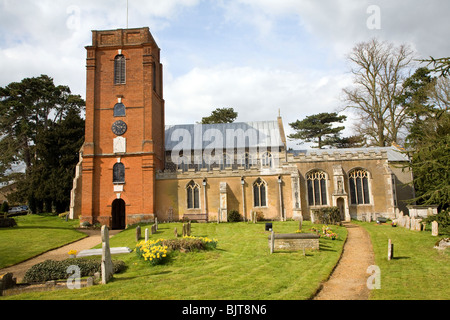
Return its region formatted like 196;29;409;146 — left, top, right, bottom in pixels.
111;199;126;230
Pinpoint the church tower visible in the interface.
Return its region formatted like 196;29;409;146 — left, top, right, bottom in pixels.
80;27;165;229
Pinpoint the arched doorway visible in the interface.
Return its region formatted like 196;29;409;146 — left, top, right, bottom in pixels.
111;199;126;230
337;197;346;221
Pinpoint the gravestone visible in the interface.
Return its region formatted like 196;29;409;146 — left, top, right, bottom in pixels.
432;221;439;236
136;225;141;242
145;228;149;242
101;225;114;284
388;239;394;261
174;227;178;237
182;224;186;237
270;231;275;254
155;217;158;230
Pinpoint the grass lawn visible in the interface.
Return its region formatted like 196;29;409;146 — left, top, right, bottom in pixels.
356;221;450;300
0;214;87;269
2;221;347;300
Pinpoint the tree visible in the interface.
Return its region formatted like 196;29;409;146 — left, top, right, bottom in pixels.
342;38;415;146
201;107;238;124
0;75;85;212
288;112;347;149
398;65;449;210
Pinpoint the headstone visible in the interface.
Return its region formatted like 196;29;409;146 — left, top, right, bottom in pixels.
174;227;178;237
86;277;94;287
155;217;158;230
270;231;275;254
182;223;186;237
432;221;439;236
388;239;394;261
136;225;141;242
145;228;149;242
405;216;410;229
101;225;114;284
187;221;191;236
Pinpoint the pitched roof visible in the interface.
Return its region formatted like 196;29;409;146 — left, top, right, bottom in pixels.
165;121;285;151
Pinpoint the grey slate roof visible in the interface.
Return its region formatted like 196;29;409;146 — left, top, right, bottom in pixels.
165;121;285;151
288;147;410;162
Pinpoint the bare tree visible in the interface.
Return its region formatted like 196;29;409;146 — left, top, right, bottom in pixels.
342;38;415;146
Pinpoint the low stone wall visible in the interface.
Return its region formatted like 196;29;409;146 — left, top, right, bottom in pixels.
268;233;320;252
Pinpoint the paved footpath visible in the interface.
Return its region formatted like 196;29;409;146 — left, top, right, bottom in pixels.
313;222;375;300
0;229;121;283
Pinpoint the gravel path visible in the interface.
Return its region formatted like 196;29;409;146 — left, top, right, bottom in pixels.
0;229;121;283
313;222;375;300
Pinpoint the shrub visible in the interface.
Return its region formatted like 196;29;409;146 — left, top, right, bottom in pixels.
0;217;17;228
313;207;341;225
228;210;241;222
1;201;9;213
23;258;126;283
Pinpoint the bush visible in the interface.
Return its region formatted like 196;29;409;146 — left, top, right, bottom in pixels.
23;258;126;283
228;210;241;222
1;201;9;213
0;217;17;228
313;207;341;225
423;209;450;235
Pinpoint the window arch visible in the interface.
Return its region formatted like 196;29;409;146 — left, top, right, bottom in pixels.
113;163;125;184
261;152;272;167
349;169;370;205
114;103;126;117
253;178;267;207
238;152;254;169
306;170;328;206
187;181;200;209
114;55;126;84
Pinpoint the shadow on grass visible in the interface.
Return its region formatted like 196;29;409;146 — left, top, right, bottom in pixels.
114;270;172;282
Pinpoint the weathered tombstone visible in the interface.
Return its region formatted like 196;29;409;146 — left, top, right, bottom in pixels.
136;225;141;242
101;225;114;284
155;217;158;231
432;221;439;236
187;221;191;236
298;218;302;231
86;277;94;287
182;223;186;237
174;227;178;238
270;230;275;254
145;228;149;242
405;216;410;229
388;239;394;261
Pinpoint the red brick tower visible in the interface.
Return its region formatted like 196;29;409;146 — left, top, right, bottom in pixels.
80;27;165;229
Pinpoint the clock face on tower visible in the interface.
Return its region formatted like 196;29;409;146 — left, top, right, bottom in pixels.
111;120;127;136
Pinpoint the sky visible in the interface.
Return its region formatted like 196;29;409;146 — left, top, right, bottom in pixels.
0;0;449;149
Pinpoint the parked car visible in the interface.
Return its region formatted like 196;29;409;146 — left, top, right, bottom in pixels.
8;206;28;216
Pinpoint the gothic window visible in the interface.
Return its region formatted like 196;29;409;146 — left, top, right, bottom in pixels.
114;55;126;85
306;170;328;206
239;152;254;169
253;178;267;207
349;169;370;205
114;103;126;117
113;163;125;184
261;152;272;167
187;181;200;209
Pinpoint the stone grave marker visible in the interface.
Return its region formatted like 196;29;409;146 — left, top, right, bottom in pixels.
101;225;114;284
145;228;149;242
388;239;394;261
432;221;439;236
136;225;141;242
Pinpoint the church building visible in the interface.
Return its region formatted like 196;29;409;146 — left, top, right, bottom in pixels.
70;27;414;229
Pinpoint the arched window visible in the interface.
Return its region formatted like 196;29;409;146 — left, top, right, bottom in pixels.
113;163;125;184
114;55;126;84
187;181;200;209
306;170;327;206
114;103;126;117
253;178;267;207
238;152;254;169
261;152;272;167
349;169;370;205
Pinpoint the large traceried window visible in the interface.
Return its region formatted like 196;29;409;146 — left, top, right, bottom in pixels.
187;181;200;209
113;163;125;184
114;55;126;85
349;169;370;205
253;178;267;207
306;170;328;206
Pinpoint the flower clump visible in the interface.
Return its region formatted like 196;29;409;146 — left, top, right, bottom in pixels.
182;235;218;250
311;225;339;240
135;239;169;265
68;249;77;256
